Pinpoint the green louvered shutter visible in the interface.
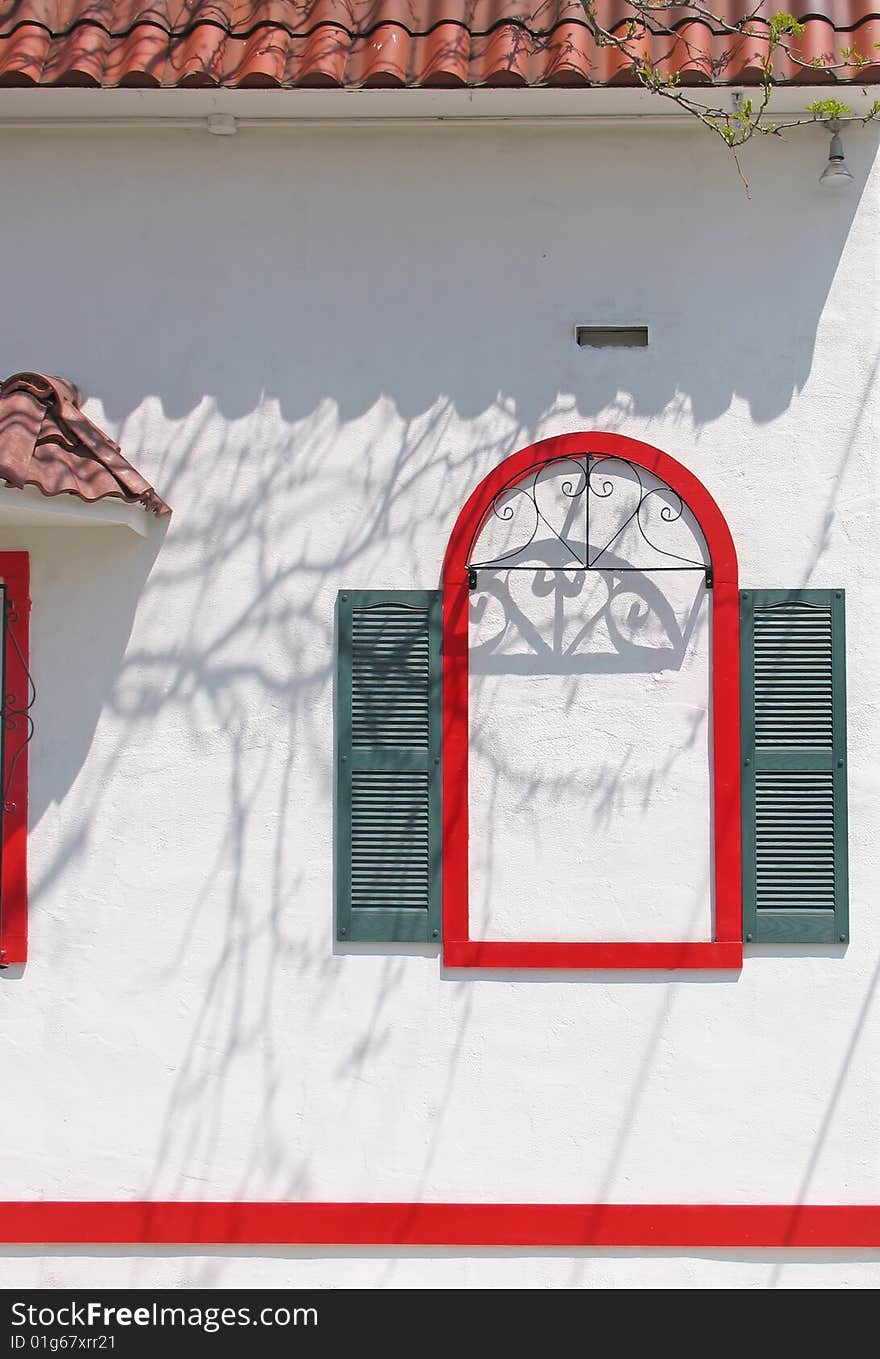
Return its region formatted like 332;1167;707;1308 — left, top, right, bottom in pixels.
336;590;442;942
740;589;848;944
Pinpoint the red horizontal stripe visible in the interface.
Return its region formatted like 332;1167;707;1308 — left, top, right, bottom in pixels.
443;941;743;969
0;1203;878;1248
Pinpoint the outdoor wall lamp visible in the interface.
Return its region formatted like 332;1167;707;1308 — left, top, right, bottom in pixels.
819;120;854;188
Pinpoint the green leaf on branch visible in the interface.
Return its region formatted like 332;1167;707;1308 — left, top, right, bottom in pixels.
807;98;853;120
570;2;875;189
767;12;806;40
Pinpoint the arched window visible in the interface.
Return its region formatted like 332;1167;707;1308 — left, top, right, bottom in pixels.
441;432;743;970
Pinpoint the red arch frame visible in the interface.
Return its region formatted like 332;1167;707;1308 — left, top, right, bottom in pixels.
442;433;742;970
0;552;30;966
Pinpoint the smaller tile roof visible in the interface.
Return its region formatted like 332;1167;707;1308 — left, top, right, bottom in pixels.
0;2;877;90
0;372;170;515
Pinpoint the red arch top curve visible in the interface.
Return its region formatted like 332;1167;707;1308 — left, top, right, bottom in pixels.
440;432;742;971
443;431;737;589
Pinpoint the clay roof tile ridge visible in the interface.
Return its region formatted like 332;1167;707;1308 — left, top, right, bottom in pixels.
0;371;171;516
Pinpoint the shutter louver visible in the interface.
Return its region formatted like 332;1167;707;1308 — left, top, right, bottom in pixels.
336;590;442;942
741;590;848;944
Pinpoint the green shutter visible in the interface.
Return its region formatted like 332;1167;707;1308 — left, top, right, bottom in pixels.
336;589;442;943
741;589;848;944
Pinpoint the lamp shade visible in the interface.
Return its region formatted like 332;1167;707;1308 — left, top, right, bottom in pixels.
819;126;854;188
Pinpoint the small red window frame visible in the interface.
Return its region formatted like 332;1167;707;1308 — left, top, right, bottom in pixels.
441;433;742;970
0;552;30;966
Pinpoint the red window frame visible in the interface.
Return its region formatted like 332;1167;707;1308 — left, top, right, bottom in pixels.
441;433;742;970
0;552;30;966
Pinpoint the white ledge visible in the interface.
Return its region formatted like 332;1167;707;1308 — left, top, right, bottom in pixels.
0;484;148;536
0;85;871;126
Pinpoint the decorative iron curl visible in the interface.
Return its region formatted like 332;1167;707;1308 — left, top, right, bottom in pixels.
473;482;541;568
635;485;701;567
2;597;35;809
587;456;706;571
468;456;588;570
587;461;616;501
467;453;708;576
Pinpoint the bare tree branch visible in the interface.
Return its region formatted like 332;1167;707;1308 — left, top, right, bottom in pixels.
576;2;880;185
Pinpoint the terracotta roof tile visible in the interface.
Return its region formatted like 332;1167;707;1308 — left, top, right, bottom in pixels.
0;372;171;515
0;1;876;87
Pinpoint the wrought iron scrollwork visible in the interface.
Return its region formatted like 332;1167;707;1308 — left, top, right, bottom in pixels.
469;457;588;572
2;594;35;810
587;458;705;571
466;455;710;583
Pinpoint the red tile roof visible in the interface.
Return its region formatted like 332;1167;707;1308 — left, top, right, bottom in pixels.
0;372;170;515
0;2;877;89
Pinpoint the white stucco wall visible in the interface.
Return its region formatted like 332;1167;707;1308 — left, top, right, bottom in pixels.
470;486;713;942
0;115;878;1289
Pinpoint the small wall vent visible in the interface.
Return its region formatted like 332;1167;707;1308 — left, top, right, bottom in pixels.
575;325;649;348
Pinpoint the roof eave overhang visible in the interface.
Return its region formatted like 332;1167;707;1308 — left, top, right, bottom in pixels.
0;483;150;536
0;84;877;125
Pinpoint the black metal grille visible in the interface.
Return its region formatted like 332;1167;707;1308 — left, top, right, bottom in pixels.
465;454;710;583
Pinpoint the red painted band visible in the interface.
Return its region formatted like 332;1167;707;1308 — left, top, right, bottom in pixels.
441;434;742;969
0;1202;877;1248
0;552;30;967
443;941;743;970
